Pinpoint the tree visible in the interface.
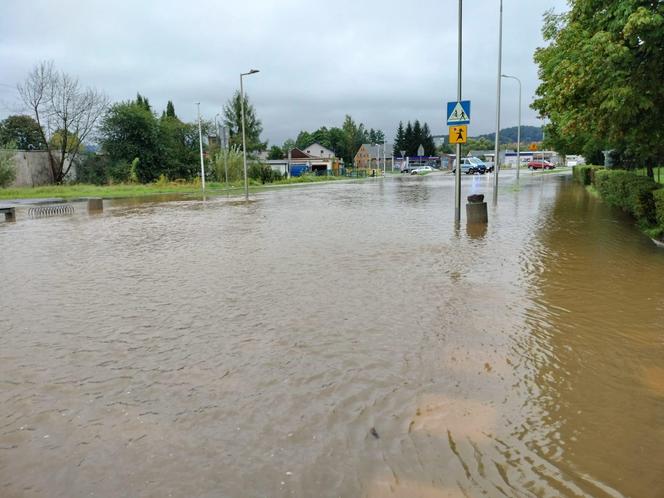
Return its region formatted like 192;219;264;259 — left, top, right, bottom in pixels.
393;121;406;157
49;129;83;153
267;145;284;160
341;115;368;166
165;100;176;118
281;139;296;156
295;130;314;149
18;61;108;183
100;98;163;183
404;122;414;156
422;123;436;156
412;121;423;155
532;2;664;175
223;90;266;153
0;115;44;150
159;113;201;180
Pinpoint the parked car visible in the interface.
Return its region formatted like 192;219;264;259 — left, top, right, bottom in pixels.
410;166;434;175
527;160;555;170
452;157;487;175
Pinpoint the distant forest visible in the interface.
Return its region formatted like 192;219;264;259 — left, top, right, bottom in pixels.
477;126;543;144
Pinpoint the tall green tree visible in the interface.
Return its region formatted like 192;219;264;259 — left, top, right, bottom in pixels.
0;115;45;150
422;123;436;156
393;121;406;157
295;130;314;149
412;121;423;155
159;113;202;180
341;115;368;166
100;97;163;183
166;100;176;118
223;90;266;153
404;122;414;156
267;145;284;159
533;1;664;175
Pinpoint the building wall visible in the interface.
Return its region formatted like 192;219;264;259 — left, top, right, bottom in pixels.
2;150;77;187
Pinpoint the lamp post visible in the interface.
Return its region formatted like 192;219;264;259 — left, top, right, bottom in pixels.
240;69;259;201
501;74;521;181
492;0;503;204
196;102;206;191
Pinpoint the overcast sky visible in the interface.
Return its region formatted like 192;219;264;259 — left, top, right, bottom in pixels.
0;0;568;145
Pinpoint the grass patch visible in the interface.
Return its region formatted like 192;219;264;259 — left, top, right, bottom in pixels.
0;175;352;200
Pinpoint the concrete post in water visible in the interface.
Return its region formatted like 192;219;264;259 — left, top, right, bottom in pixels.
466;194;488;224
87;198;103;213
3;207;16;222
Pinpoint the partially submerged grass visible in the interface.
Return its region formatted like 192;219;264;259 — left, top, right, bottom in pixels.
0;175;352;200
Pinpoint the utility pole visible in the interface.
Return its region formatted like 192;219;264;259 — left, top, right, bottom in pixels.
197;102;206;191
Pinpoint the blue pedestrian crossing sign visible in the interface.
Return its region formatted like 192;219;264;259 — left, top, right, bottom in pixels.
447;100;471;125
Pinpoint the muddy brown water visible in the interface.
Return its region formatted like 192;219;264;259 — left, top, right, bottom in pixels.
1;172;663;498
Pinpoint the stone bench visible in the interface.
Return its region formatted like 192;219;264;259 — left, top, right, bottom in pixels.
0;206;16;222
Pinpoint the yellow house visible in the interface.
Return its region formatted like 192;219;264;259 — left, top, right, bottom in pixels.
354;144;377;169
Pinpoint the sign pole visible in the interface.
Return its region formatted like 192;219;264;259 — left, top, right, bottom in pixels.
455;0;462;225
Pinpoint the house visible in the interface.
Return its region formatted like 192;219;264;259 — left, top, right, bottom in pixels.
354;143;394;169
266;146;342;177
303;142;335;159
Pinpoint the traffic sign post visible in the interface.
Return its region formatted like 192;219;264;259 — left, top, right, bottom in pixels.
447;100;471;125
449;125;468;144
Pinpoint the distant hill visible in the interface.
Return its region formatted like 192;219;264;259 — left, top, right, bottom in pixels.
477;126;543;144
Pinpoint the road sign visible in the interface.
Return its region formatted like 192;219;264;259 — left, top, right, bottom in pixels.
447;100;471;125
529;143;538;151
449;125;467;144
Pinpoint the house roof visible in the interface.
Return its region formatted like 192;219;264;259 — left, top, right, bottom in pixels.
303;142;335;156
358;143;393;158
288;148;312;159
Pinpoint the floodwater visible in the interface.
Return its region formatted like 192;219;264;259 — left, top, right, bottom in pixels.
1;171;662;498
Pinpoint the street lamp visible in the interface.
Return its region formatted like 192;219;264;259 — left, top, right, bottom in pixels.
492;0;503;204
501;74;521;181
240;69;260;201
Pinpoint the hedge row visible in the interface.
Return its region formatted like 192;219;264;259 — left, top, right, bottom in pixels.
655;189;664;230
572;165;601;185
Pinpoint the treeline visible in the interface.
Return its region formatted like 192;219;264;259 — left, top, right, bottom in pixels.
477;126;543;145
271;116;385;167
79;94;208;184
393;120;436;157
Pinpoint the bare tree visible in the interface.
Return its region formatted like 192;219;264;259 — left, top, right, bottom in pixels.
18;61;108;184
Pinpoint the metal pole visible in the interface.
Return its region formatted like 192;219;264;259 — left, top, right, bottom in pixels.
516;77;521;182
222;126;228;185
502;74;521;181
454;0;462;225
240;75;248;200
492;0;503;203
382;142;386;176
197;102;206;191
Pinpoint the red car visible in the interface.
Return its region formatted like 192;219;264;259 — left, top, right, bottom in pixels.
527;160;555;170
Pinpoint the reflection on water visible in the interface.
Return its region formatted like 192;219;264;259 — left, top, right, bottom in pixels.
0;172;662;497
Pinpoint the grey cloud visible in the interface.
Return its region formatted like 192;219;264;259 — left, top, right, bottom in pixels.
0;0;568;145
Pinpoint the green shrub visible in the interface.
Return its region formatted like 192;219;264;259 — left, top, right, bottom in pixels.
77;154;111;185
654;189;664;230
593;169;660;225
573;165;601;185
248;162;282;184
0;145;17;187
